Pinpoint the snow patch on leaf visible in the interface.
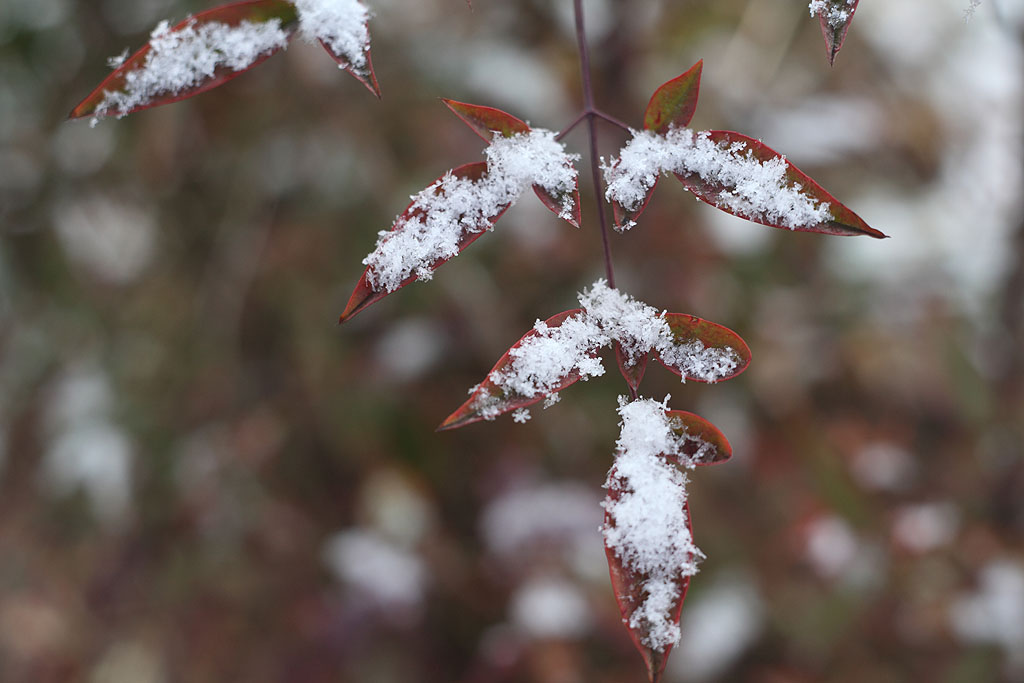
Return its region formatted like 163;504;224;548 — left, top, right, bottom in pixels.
94;18;289;122
294;0;371;70
582;280;740;383
603;397;704;652
808;0;856;28
604;128;831;230
363;129;578;292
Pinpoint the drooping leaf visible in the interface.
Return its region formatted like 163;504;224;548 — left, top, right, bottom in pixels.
655;313;752;383
610;176;657;232
605;496;695;683
443;99;581;227
437;310;588;430
614;341;648;394
319;41;381;97
441;98;530;141
69;0;299;120
533;181;581;228
673;130;886;238
643;60;703;134
665;410;732;466
340;162;505;322
810;0;860;65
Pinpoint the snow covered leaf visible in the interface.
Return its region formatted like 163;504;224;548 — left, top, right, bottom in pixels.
443;99;581;227
319;40;379;96
643;60;703;135
438;309;604;430
603;398;708;682
610;176;657;232
339;162;502;322
70;0;298;121
673;130;885;237
441;99;530;142
299;0;379;97
655;313;751;383
606;499;694;683
809;0;860;65
665;410;732;466
615;341;648;394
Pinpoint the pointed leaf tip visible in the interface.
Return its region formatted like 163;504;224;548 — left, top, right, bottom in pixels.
644;60;703;134
810;0;860;65
341;161;505;322
674;130;886;238
439;310;588;429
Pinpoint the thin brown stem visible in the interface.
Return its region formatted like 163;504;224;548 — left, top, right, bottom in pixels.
573;0;616;289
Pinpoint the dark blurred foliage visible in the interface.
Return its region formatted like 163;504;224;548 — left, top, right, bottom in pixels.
1;0;1023;682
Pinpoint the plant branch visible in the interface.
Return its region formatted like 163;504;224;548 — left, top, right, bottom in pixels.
573;0;616;289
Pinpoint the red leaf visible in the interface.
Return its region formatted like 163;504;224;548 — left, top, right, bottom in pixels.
443;99;580;226
610;176;657;231
69;0;299;120
673;130;886;238
437;310;587;430
319;41;381;98
339;162;506;322
441;98;530;142
643;60;703;134
533;180;581;228
615;341;648;394
811;0;860;66
605;497;695;683
654;313;752;383
665;410;732;466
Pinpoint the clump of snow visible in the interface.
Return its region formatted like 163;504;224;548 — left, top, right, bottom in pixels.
581;280;741;382
363;129;578;292
469;280;740;420
293;0;371;70
808;0;856;27
95;18;290;122
603;128;831;230
602;397;704;652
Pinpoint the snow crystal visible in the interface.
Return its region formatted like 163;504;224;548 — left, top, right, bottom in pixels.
363;129;578;292
602;397;704;652
293;0;371;70
809;0;856;27
603;128;831;230
95;18;289;121
511;407;531;423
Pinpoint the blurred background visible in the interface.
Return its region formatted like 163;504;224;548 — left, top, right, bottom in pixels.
1;0;1022;681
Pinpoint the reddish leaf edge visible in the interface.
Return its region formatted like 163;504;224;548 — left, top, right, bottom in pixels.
606;498;695;683
441;98;530;142
69;0;301;121
654;313;753;384
339;161;502;323
320;40;381;98
437;310;587;430
673;130;887;239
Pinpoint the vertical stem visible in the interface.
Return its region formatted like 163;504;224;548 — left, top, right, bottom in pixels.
573;0;616;288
